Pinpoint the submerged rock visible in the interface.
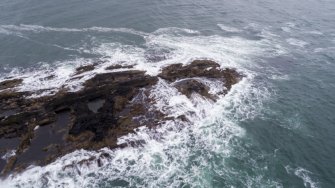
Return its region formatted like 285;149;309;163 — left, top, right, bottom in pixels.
0;60;242;174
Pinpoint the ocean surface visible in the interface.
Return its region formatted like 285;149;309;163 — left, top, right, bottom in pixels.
0;0;335;187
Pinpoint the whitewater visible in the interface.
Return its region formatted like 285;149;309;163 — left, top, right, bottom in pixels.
1;0;335;187
0;23;313;188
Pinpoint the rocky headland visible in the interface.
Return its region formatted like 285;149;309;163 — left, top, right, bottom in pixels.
0;60;242;175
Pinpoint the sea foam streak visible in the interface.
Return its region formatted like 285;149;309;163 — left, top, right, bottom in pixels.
1;25;287;187
0;24;149;36
217;24;242;33
0;25;282;97
285;166;319;188
286;38;308;47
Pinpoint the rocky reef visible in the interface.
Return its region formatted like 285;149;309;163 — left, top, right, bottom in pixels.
0;60;242;174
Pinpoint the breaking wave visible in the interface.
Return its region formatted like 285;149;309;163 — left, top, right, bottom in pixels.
0;24;283;97
0;25;290;187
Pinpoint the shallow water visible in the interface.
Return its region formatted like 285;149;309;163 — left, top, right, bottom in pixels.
0;0;335;187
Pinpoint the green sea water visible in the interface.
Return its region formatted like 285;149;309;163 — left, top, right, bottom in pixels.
0;0;334;187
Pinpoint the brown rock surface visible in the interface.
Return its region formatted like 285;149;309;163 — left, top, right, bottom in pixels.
159;60;241;89
0;79;23;90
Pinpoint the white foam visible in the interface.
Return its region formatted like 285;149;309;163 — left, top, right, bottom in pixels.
285;166;319;188
281;22;298;33
305;31;323;35
271;74;290;81
153;27;201;35
217;24;242;33
0;24;149;36
0;27;15;35
0;26;285;187
1;72;274;187
1;150;16;161
286;38;309;47
285;22;296;28
2;75;271;187
313;47;335;53
281;27;292;33
1;24;285;98
1;59;94;97
294;167;319;188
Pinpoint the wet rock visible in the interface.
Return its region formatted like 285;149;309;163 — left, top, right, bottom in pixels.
74;64;96;75
159;60;241;88
0;79;23;90
174;79;216;100
0;59;242;174
39;75;55;81
74;60;108;75
2;156;16;174
105;64;134;70
177;115;188;122
0;109;18;118
159;60;220;81
160;60;242;98
0;111;38;139
87;99;105;113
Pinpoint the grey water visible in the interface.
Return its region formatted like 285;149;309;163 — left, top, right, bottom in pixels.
0;0;335;187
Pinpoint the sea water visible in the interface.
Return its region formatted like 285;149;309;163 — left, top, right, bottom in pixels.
0;0;335;187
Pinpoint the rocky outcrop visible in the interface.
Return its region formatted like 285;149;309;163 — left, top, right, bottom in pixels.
159;60;240;91
0;60;242;174
105;64;134;70
75;64;96;75
0;79;22;90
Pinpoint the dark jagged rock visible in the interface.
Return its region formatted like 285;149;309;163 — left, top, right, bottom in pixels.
159;60;220;81
0;60;242;175
39;75;55;81
159;60;241;90
174;79;216;100
75;64;96;75
0;111;37;139
74;60;108;75
0;79;23;90
159;60;242;97
105;64;134;70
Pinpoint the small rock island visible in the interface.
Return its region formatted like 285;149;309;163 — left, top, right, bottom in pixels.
0;60;242;174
